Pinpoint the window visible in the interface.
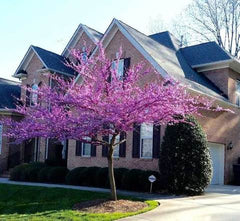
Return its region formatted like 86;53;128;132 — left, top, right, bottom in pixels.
140;123;153;159
82;137;91;157
0;124;2;154
109;134;120;158
112;59;124;81
236;80;240;106
31;83;38;105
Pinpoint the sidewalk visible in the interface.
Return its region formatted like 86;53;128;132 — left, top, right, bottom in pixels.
0;177;176;200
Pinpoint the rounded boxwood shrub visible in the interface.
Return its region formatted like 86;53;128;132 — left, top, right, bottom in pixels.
83;167;101;187
38;167;52;183
121;169;145;191
10;163;30;181
24;162;47;182
114;168;129;189
95;167;109;188
159;116;212;195
65;167;87;185
47;167;69;184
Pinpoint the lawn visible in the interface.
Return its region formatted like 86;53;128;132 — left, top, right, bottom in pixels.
0;184;158;221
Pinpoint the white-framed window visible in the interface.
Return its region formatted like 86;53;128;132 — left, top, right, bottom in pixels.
82;137;91;157
112;59;124;81
31;83;38;105
140;123;153;159
0;124;2;154
236;80;240;106
109;134;120;158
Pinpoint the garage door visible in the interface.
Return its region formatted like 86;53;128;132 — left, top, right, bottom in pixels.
208;142;225;185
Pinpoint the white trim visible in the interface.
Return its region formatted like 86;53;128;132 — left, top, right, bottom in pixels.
13;46;34;77
81;142;91;157
192;59;232;69
90;19;168;79
62;24;100;57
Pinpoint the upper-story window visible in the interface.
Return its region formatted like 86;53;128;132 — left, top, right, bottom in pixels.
112;59;124;81
140;123;153;159
236;80;240;106
31;83;38;105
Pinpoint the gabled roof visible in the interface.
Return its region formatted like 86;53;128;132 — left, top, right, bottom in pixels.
62;24;103;56
14;46;75;78
181;42;232;67
31;46;75;76
0;78;20;109
116;20;227;100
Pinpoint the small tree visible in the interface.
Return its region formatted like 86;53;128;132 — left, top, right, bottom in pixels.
3;46;223;200
159;116;212;195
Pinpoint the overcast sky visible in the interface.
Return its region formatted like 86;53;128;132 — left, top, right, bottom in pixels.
0;0;191;80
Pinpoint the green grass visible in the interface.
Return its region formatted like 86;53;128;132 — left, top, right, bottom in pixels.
0;184;158;221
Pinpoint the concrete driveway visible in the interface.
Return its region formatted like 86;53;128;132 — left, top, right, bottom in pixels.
120;185;240;221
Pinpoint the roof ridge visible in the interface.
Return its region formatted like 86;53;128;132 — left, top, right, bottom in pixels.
0;77;20;84
182;41;217;49
32;45;62;57
83;24;103;35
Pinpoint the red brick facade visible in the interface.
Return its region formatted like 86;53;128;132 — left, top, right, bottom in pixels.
9;21;240;184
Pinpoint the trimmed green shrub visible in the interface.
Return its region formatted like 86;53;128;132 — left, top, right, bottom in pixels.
122;169;142;191
10;163;30;181
65;167;88;185
47;167;69;183
24;162;47;182
38;167;52;183
114;168;129;189
95;167;109;188
83;167;101;187
159;116;212;195
45;159;66;167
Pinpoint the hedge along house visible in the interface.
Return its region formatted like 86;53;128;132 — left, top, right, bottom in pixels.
11;18;240;185
0;78;21;173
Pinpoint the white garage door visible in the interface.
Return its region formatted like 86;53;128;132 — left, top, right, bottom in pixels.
208;142;225;185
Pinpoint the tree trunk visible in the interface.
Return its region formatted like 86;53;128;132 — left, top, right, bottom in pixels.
107;144;117;201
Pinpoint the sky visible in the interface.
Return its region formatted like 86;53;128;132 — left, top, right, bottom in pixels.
0;0;191;81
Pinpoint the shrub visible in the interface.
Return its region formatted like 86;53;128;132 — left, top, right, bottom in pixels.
45;159;66;167
47;167;69;183
10;163;30;181
114;168;129;189
38;167;52;183
122;169;142;191
65;167;88;185
83;167;101;187
159;116;212;195
95;167;109;188
24;162;47;182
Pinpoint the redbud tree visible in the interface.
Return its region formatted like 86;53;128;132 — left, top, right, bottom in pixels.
3;46;224;200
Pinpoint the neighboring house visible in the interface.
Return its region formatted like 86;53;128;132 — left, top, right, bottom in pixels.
0;78;21;172
10;19;240;185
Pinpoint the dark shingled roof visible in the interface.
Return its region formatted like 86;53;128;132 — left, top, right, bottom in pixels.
181;42;232;66
117;20;227;100
0;78;20;109
32;46;75;76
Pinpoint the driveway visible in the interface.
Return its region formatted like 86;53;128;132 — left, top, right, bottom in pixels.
120;185;240;221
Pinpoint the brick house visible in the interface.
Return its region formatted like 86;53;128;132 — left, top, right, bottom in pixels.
0;78;21;172
8;18;240;185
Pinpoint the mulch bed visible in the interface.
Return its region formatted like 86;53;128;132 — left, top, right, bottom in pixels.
73;199;148;213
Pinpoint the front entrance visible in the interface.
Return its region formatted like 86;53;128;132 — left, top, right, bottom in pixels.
46;139;68;167
208;142;225;185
